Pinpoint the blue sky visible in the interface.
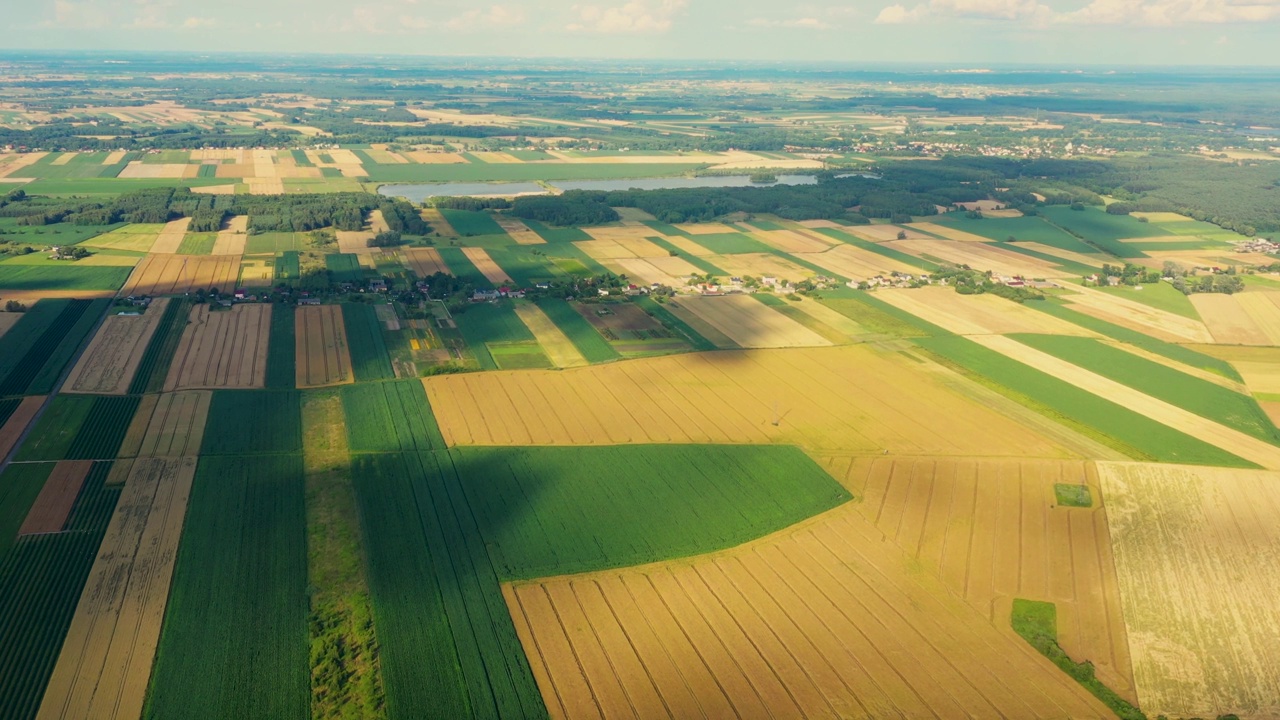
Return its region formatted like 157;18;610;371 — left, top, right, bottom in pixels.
5;0;1280;65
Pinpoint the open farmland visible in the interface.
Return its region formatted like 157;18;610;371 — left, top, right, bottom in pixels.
37;458;197;720
877;287;1095;336
295;305;353;387
1057;284;1214;344
0;299;109;397
1099;462;1280;718
120;255;239;296
507;502;1111;720
513;301;588;368
340;304;395;381
62;298;168;394
425;345;1072;457
0;396;45;459
832;456;1136;701
17;461;94;537
201;390;301;455
1189;291;1280;345
403;247;449;276
125;390;210;457
164;303;270;390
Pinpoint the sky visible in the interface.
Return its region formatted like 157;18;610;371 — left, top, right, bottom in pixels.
4;0;1280;66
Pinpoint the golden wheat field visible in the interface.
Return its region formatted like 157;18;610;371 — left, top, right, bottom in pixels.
1189;291;1280;346
876;287;1096;336
164;304;271;390
62;299;169;395
295;305;353;387
1098;462;1280;719
513;302;588;368
675;295;831;348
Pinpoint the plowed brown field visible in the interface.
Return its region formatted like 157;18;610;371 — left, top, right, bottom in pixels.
425;345;1072;457
164;304;270;390
827;455;1136;702
18;461;94;536
1099;462;1280;719
37;457;197;720
296;305;353;387
62;299;169;394
506;504;1113;720
0;396;44;459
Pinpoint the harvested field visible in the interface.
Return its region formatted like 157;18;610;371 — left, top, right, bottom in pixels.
296;305;353;387
62;299;168;394
662;302;738;348
51;152;78;166
843;223;931;242
972;334;1280;469
494;215;545;244
506;503;1111;720
18;460;93;536
0;152;48;178
115;162;195;179
149;218;192;255
403;247;449;276
462;247;513;285
574;239;639;261
785;296;868;337
575;302;671;338
677;295;831;348
1190;291;1280;345
1186;345;1280;394
38;458;197;720
419;207;456;236
612;257;697;287
513;302;588;368
708;253;814;283
1058;284;1214;344
1099;462;1280;718
211;215;248;256
1131;211;1193;223
237;256;275;287
164;304;270;390
403;151;466;164
834;456;1136;701
876;287;1095;336
336;230;375;254
890;239;1060;277
673;222;738;235
424;345;1071;457
119;255;239;296
750;228;834;253
1017;242;1108;269
793;244;921;280
0;396;44;460
101;151;127;165
190;184;235;195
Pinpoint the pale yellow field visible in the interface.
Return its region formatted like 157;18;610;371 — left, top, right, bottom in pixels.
149;217;192;254
0;396;44;460
127;390;211;458
750;229;833;253
1131;211;1193;223
191;184;235;196
506;503;1112;720
362;148;407;164
972;335;1280;469
461;247;512;285
296;305;353;388
470;151;522;163
116;162;196;179
1185;345;1280;394
1018;241;1110;268
403;151;467;164
0;152;48;178
677;294;831;348
890;239;1061;277
1059;284;1215;344
82;224;164;253
1100;462;1280;719
785;296;867;337
707;252;814;283
792;243;921;280
211;215;248;255
238;256;275;287
165;304;271;390
1190;291;1280;346
876;287;1096;336
63;299;169;394
842;223;931;242
336;230;375;254
514;302;588;368
120;255;240;296
574;239;638;261
368;209;390;234
425;345;1073;457
834;456;1137;702
404;247;449;276
101;150;127;165
493;215;545;244
420;207;456;236
51;152;77;166
37;457;197;720
673;222;737;235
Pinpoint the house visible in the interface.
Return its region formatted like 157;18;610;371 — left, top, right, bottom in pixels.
299;298;321;306
234;288;248;300
368;278;388;292
472;289;500;301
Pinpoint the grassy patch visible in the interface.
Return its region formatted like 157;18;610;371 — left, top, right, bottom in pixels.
438;209;506;237
818;289;943;338
453;301;539;371
436;247;490;287
325;253;363;284
1011;599;1145;720
932;213;1099;253
1039;206;1159;258
14;395;94;461
176;232;217;255
276;251;301;282
1054;484;1093;508
0;264;129;292
341;380;445;453
341;303;395;382
533;298;620;363
247;232;305;254
265;304;297;390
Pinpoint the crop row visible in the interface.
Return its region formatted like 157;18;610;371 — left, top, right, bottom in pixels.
16;395;140;462
145;455;309;719
202;390;302;455
0;299;107;397
264;303;296;389
340;380;443;453
128;298;191;395
341;304;394;381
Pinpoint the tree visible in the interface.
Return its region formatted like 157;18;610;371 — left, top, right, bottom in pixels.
5;300;27;312
896;230;907;240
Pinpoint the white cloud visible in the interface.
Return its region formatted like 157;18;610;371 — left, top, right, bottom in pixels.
874;3;924;22
129;0;173;29
181;16;216;29
1060;0;1280;25
747;16;833;28
566;0;689;33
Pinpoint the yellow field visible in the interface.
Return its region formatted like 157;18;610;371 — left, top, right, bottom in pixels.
833;456;1136;701
842;223;932;242
296;305;353;388
82;224;164;253
211;215;248;255
1099;462;1280;718
164;304;271;390
148;217;192;254
677;294;831;348
1018;241;1110;268
425;345;1072;457
403;151;466;164
1131;211;1193;223
794;243;922;280
101;151;127;165
461;247;512;285
37;457;197;720
890;238;1061;277
1185;344;1280;395
238;255;275;287
1058;284;1214;344
673;222;737;235
1190;291;1280;346
972;335;1280;469
750;228;833;253
124;390;211;458
911;221;994;242
336;230;375;254
420;207;456;236
63;298;169;394
50;152;77;166
876;287;1096;336
116;162;196;179
493;215;545;244
611;257;697;286
513;302;587;368
0;152;48;178
506;503;1112;720
706;252;814;283
120;255;240;296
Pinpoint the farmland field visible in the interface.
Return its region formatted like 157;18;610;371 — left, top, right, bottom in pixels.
127;298;190;394
325;253;363;284
534;298;620;363
62;298;168;394
453;300;548;371
341;380;443;453
145;455;308;720
0;299;110;397
0;265;130;292
202;390;302;455
265;302;296;389
295;305;353;388
164;303;270;390
341;303;395;381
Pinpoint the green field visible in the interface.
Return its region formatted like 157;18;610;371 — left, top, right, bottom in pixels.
14;396;95;461
0;218;124;246
930;213;1099;254
0;462;119;720
533;298;621;363
21;178;231;196
818;288;944;338
1011;334;1280;444
341;380;444;453
685;232;776;255
436;247;489;287
276;251;301;281
325;253;363;284
62;395;141;460
485;248;564;287
128;298;191;394
202;390;302;455
916;334;1254;467
438;209;507;237
364;162;694;183
0;462;55;556
520;218;590;243
453;300;541;370
341;303;395;381
1078;280;1201;320
1039;207;1160;257
995;243;1102;277
146;455;309;720
0;298;107;397
246;232;305;254
176;232;217;255
265;304;296;390
632;296;717;351
0;264;129;292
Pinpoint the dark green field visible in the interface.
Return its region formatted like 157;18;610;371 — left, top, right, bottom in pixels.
341;303;395;381
0;265;129;292
534;298;620;363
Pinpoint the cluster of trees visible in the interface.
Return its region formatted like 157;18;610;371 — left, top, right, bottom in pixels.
377;198;431;235
1096;263;1163;285
1171;273;1245;295
510;194;619;225
935;267;1045;303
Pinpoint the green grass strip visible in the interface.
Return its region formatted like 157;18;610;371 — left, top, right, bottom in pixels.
265;304;296;390
341;304;395;381
633;297;716;351
1011;600;1146;720
915;334;1255;468
534;299;621;363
